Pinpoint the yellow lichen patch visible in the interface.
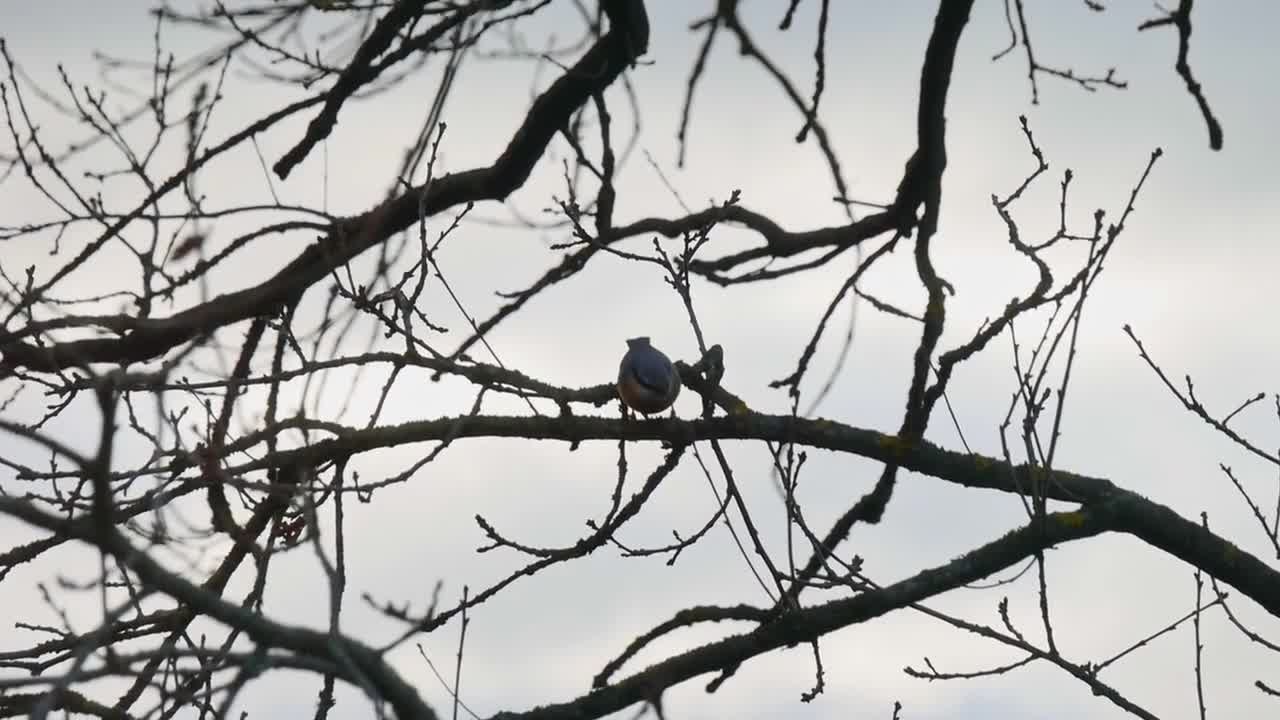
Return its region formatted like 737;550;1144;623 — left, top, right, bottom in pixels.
877;434;912;458
973;455;993;471
731;401;752;416
1056;511;1087;528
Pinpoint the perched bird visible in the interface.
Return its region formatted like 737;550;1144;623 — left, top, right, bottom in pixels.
616;337;682;416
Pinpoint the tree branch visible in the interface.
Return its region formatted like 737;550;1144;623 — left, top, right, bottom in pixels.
182;410;1280;619
0;0;650;376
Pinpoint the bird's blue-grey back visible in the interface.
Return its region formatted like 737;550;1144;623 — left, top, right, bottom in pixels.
627;348;674;393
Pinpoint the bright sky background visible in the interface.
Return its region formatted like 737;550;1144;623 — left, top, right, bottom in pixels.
2;2;1279;719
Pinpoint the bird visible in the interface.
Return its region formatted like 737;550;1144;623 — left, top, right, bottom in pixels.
616;337;682;416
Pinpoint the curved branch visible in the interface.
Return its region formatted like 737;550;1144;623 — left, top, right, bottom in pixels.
1139;0;1222;150
273;0;475;178
0;495;440;720
0;0;651;376
492;508;1108;719
204;411;1280;619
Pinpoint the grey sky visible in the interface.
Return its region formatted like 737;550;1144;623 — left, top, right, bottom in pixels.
1;2;1278;719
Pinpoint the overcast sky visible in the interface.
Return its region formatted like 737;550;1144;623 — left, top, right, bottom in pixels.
2;2;1279;719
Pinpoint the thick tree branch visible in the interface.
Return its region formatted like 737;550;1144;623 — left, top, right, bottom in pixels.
273;0;466;179
0;0;650;376
492;507;1108;720
0;495;441;720
196;411;1280;619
